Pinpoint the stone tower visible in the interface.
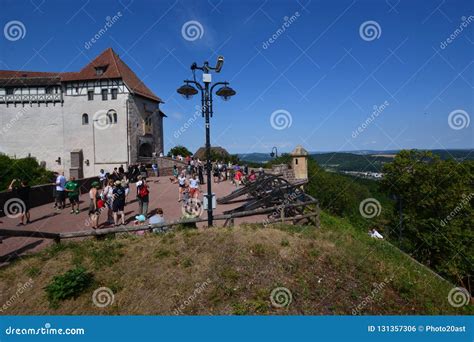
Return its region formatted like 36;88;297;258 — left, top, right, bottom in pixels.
291;145;308;180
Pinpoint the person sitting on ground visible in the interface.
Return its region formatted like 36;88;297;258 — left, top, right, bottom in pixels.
133;214;147;235
8;179;31;225
369;228;383;239
65;176;80;214
112;180;126;226
149;208;168;233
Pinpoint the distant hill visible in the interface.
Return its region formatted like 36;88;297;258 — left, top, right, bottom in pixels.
237;153;271;163
239;149;473;172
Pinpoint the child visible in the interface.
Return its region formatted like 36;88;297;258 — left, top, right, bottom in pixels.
134;214;147;235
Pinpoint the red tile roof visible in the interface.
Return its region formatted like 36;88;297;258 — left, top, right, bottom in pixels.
0;48;162;103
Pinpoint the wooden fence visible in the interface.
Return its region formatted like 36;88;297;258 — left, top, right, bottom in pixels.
0;200;320;243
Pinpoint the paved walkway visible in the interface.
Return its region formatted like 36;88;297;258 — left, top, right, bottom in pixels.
0;176;263;264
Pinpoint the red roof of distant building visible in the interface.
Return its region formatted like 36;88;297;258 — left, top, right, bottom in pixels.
0;48;162;103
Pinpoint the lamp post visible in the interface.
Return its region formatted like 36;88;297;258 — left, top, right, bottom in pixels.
270;146;278;159
177;56;236;227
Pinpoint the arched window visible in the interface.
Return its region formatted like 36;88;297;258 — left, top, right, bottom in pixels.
108;110;117;124
82;113;89;125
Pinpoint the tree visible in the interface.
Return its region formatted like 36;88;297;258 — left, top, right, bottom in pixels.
0;154;54;190
167;146;192;158
381;150;473;288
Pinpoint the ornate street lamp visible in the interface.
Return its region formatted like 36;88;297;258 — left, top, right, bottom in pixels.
177;56;236;226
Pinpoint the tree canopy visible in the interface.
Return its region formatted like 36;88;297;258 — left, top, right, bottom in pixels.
167;145;193;158
381;150;473;288
0;154;54;190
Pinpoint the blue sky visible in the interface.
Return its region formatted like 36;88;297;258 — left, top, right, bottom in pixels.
1;0;473;154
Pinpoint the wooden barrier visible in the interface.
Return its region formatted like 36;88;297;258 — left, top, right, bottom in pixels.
0;229;60;243
0;200;320;242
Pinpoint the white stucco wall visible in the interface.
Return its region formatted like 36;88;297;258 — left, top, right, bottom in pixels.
0;85;129;178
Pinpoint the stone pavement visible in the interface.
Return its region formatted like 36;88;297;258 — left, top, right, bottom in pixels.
0;176;264;265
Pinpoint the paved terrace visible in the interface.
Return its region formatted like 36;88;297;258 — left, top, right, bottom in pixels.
0;176;263;265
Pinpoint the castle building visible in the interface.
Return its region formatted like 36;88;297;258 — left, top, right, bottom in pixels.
0;48;165;178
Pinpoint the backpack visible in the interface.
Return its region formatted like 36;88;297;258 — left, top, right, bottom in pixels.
138;184;149;198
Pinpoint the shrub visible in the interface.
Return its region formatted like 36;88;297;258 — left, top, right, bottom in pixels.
45;266;93;308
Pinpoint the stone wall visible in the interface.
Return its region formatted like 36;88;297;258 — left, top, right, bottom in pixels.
155;157;187;176
268;164;297;183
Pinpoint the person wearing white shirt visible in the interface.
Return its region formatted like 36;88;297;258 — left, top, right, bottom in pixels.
189;175;200;199
53;172;66;210
98;169;107;187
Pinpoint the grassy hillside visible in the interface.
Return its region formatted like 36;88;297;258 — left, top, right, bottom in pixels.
0;212;471;315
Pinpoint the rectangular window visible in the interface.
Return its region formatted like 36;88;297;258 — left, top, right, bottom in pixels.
6;87;14;95
88;90;94;101
46;87;53;94
111;88;118;99
101;89;108;101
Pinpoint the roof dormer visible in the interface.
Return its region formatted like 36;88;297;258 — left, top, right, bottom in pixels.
95;65;108;76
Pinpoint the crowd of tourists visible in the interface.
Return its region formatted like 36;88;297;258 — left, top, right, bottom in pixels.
5;158;263;230
5;163;165;232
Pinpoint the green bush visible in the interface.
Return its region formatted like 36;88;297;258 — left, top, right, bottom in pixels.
0;154;54;190
45;266;93;308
